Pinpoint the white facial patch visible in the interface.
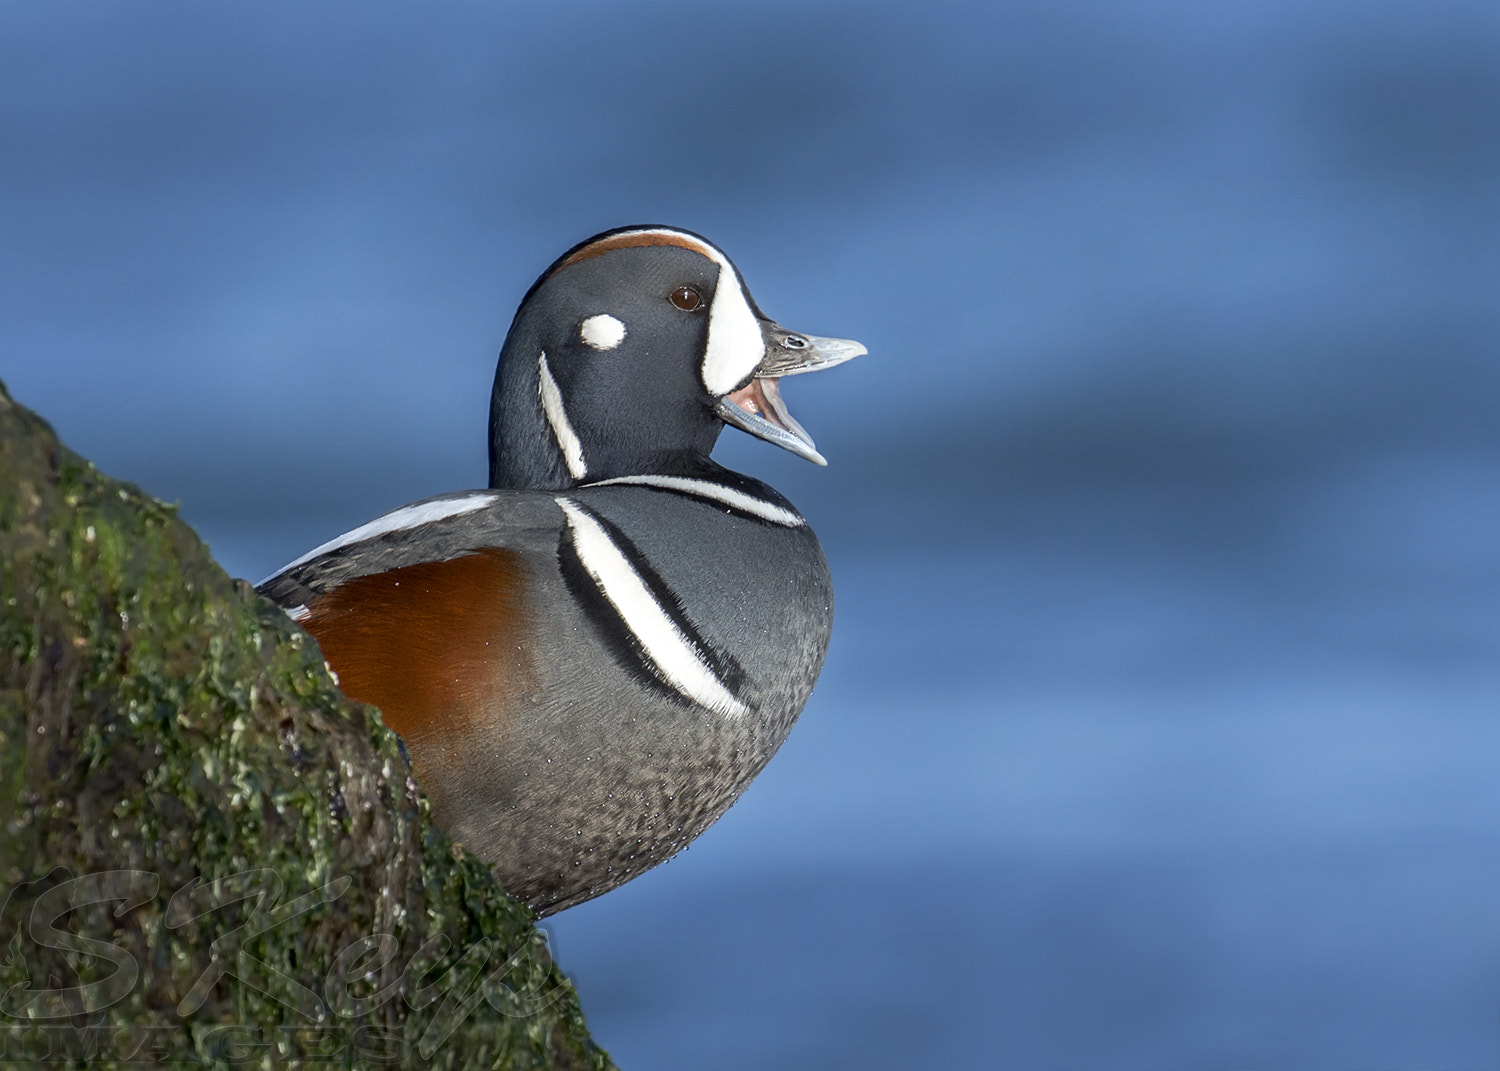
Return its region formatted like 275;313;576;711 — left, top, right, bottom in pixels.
700;258;764;397
579;313;626;351
260;492;500;582
538;352;588;480
556;497;748;717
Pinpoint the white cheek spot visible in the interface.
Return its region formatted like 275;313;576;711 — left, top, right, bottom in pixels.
580;313;627;351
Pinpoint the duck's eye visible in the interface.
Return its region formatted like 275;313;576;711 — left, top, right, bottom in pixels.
670;286;702;312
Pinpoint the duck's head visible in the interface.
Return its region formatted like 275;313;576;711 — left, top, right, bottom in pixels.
488;225;866;491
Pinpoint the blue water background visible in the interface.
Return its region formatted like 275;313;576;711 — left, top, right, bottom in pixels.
4;2;1500;1065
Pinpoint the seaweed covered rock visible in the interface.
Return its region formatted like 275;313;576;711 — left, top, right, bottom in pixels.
0;381;614;1069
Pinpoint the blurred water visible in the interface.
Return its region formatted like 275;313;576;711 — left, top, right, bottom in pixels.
553;527;1500;1068
4;0;1500;1065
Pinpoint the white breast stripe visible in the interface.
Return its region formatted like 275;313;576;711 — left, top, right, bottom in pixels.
260;492;500;583
556;498;747;718
587;475;804;527
538;352;587;479
286;604;311;622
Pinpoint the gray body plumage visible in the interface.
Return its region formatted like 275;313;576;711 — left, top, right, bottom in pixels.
260;477;831;913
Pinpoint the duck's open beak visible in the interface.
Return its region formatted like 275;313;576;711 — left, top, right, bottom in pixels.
714;322;866;466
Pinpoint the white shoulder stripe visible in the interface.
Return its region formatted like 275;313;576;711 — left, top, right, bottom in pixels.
260;492;499;583
586;475;804;527
556;497;747;718
538;352;587;479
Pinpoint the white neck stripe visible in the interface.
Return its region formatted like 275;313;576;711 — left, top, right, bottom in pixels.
260;492;500;583
538;352;587;480
586;475;804;528
556;498;747;717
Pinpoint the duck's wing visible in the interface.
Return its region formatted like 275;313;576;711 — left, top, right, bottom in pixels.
255;490;564;749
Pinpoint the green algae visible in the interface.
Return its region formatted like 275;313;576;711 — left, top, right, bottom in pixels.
0;382;614;1070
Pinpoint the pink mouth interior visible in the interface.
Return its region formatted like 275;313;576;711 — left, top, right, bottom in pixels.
724;377;790;432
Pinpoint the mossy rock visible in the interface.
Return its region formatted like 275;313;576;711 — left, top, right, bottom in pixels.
0;382;615;1070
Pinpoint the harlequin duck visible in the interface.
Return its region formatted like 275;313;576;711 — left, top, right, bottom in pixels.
257;226;864;915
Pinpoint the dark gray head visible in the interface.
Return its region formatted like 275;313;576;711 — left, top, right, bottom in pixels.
488;226;865;490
